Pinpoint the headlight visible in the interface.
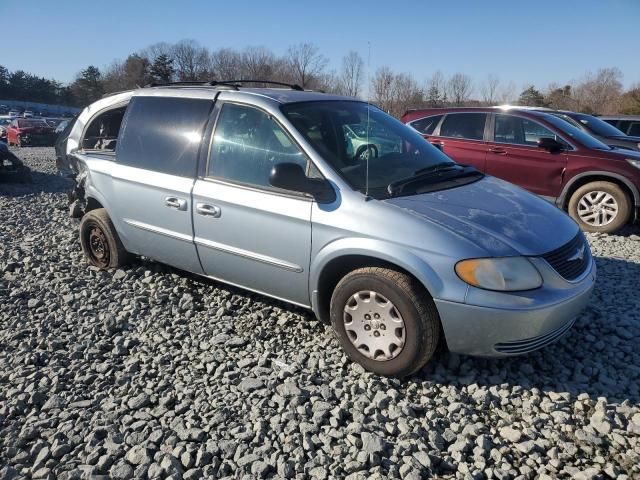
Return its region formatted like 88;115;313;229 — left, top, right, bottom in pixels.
455;257;542;291
627;158;640;169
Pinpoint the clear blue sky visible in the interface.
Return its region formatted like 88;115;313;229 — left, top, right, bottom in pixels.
2;0;639;91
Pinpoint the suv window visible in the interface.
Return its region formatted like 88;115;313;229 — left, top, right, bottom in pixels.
410;115;443;135
629;122;640;136
82;106;126;151
117;96;212;177
439;113;487;140
208;103;307;188
494;114;559;146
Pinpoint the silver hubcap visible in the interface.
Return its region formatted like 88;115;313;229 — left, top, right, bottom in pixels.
577;191;618;226
343;290;406;361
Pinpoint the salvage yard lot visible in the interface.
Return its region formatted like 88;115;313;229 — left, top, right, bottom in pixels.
1;147;639;479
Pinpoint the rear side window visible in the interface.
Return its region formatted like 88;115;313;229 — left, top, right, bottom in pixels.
410;115;443;135
439;113;487;140
82;106;126;151
628;122;640;136
117;96;213;177
208;103;307;189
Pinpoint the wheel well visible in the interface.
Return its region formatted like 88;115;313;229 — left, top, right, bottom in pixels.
315;255;430;323
562;175;636;210
85;197;103;212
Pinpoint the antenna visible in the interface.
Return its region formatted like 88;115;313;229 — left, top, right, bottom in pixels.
365;41;371;198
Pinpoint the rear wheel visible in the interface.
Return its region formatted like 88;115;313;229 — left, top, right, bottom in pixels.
568;181;631;233
79;208;129;269
330;267;440;377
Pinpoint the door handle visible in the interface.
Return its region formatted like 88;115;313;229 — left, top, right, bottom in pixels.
489;147;508;155
164;196;187;211
196;203;221;218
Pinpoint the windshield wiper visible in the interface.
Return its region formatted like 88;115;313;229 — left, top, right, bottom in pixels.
387;164;480;196
413;161;457;176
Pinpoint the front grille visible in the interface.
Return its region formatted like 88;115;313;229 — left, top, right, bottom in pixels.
494;317;576;354
541;233;590;281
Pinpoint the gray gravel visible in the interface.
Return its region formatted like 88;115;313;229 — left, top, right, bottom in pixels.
1;147;639;479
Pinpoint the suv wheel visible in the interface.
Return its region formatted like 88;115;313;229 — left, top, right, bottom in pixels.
356;145;377;162
79;208;129;269
330;267;440;377
568;181;631;233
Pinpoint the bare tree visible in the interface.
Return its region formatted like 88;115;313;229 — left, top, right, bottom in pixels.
545;82;580;110
286;42;328;89
392;73;423;118
240;46;277;84
574;67;623;114
425;71;447;107
497;81;517;104
139;42;173;64
371;67;422;117
480;73;500;105
172;40;210;81
338;51;364;97
447;73;473;106
210;48;242;80
371;66;395;113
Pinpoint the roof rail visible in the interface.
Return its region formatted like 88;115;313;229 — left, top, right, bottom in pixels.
210;80;304;91
143;79;306;92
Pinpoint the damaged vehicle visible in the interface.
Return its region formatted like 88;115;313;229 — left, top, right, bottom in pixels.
61;82;595;377
0;142;32;183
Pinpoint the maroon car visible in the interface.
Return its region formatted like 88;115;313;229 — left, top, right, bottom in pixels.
6;118;57;147
402;107;640;233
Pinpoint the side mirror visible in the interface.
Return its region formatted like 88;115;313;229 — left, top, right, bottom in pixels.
537;137;564;152
269;163;335;203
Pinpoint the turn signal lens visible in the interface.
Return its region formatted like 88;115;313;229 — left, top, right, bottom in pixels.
455;257;542;291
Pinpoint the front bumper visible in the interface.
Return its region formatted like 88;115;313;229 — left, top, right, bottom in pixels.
434;257;596;357
19;133;56;146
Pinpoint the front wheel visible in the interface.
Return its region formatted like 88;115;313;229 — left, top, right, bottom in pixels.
330;267;440;377
79;208;129;269
568;181;631;233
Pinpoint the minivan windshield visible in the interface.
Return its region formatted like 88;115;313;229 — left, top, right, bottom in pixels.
542;114;613;150
281;101;459;197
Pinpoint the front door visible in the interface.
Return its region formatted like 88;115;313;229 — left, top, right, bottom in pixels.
192;102;312;306
485;113;567;198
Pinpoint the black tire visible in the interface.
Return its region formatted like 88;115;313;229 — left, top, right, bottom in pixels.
79;208;129;269
568;181;631;233
330;267;440;377
15;136;21;148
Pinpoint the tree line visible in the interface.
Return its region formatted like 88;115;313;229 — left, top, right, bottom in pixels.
2;39;639;118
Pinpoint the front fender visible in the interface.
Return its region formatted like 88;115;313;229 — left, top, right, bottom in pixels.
309;237;468;314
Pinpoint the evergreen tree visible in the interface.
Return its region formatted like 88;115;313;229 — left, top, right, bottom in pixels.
150;54;175;83
518;86;547;107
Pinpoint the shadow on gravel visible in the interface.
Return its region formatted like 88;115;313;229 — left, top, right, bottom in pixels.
0;170;72;197
415;255;640;403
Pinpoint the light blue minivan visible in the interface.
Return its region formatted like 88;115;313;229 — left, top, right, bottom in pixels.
62;82;595;376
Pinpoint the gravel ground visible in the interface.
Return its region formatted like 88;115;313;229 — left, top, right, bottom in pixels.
1;147;639;480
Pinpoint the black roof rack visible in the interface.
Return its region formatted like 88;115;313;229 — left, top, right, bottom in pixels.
210;80;304;91
144;79;305;92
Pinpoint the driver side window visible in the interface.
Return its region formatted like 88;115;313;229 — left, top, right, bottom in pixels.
208;103;307;189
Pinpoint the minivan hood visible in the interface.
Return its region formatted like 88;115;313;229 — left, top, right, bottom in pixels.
384;176;578;257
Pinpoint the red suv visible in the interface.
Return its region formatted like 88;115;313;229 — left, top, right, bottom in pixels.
402;107;640;233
